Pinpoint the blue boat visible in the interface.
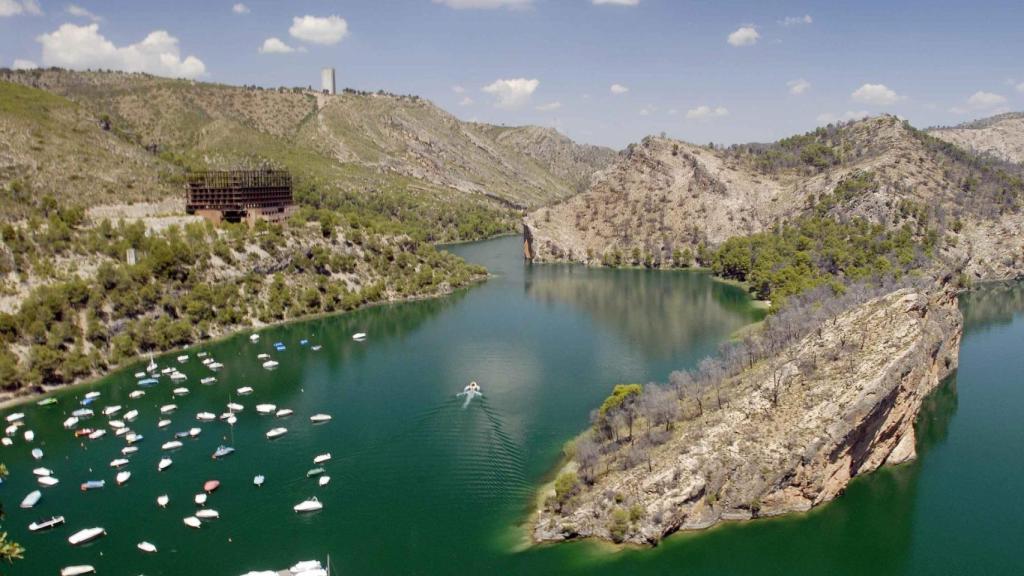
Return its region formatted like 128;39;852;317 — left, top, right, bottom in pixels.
80;480;105;491
80;397;95;406
212;445;235;460
138;378;158;387
273;342;284;347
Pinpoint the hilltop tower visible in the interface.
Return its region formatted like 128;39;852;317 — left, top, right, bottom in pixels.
321;67;336;95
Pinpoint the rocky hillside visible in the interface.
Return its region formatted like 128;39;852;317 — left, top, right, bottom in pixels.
535;286;961;544
524;115;1024;281
929;112;1024;164
0;68;614;211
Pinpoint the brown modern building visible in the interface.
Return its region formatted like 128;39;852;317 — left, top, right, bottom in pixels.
185;169;295;224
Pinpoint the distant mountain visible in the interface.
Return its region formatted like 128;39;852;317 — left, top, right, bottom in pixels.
928;112;1024;164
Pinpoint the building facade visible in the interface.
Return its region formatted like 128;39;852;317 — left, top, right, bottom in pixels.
321;67;336;95
185;170;295;225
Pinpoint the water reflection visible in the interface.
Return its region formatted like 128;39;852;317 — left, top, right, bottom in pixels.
960;282;1024;334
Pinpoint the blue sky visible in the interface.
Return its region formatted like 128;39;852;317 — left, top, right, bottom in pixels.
2;0;1022;148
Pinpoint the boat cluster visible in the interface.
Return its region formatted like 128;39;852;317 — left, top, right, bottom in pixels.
4;333;345;575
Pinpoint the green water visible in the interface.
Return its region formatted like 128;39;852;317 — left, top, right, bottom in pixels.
2;236;1022;575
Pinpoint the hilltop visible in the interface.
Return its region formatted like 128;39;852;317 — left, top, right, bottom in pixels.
929;112;1024;164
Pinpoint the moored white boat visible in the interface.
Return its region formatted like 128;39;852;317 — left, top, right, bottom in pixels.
68;526;105;545
0;437;11;446
208;362;224;370
170;371;187;381
29;515;65;531
61;565;95;576
124;409;139;421
87;429;106;440
20;489;42;508
227;402;244;412
293;497;323;513
162;440;183;451
196;509;219;520
212;445;235;459
183;516;201;529
256;404;276;415
157;494;169;507
116;471;131;485
352;332;367;341
31;448;43;460
107;419;125;429
138;541;157;553
197;412;216;422
257;353;270;360
189;427;201;438
109;458;129;468
33;467;53;477
266;427;288;439
318;475;331;487
158;457;173;472
177;355;189;363
129;390;146;399
38;476;59;487
63;416;79;429
261;360;279;370
173;387;190;396
194;493;207;506
201;376;217;385
275;408;294;418
254;474;265;487
102;405;121;416
313;453;331;465
158;419;171;428
122;446;139;455
236;387;254;396
71;408;93;418
309;413;332;423
160;404;177;414
126;432;143;444
250;334;260;342
134;371;146;378
23;429;34;442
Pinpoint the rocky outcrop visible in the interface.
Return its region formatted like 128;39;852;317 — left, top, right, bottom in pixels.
534;287;962;544
929;112;1024;164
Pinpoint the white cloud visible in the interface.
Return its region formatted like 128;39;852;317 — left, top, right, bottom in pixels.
780;15;812;26
66;4;101;21
536;101;562;112
452;85;465;94
639;105;657;116
289;15;349;45
610;83;629;95
816;110;871;124
668;108;679;116
592;0;639;5
0;0;41;17
232;3;250;14
686;105;729;121
432;0;532;8
482;78;539;109
12;58;37;70
851;83;902;106
787;78;811;95
1017;82;1024;94
459;96;474;107
966;91;1007;109
259;37;302;54
37;23;206;79
727;26;759;47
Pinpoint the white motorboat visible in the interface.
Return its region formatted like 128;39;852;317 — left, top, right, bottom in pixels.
250;334;260;342
313;453;331;464
158;419;171;428
202;357;213;365
162;440;183;451
352;332;367;341
38;476;59;487
183;516;202;529
4;422;19;436
71;408;93;418
309;414;332;423
311;345;323;351
173;387;190;396
196;509;219;520
463;381;481;394
20;490;42;508
254;474;265;487
189;427;201;438
157;495;169;507
116;471;131;485
102;405;121;416
23;430;34;442
161;367;173;375
226;415;238;425
129;390;146;399
110;458;130;468
138;541;157;553
68;527;105;545
257;353;270;360
227;403;244;412
0;437;10;446
61;565;95;575
88;429;106;440
160;404;178;414
124;409;139;421
158;457;173;472
208;362;224;370
147;356;159;372
122;446;139;455
29;515;65;531
63;416;79;429
194;493;207;506
256;404;277;415
170;372;187;381
108;419;125;429
134;371;146;378
198;352;209;358
197;412;216;421
275;408;294;418
262;360;279;370
266;427;288;439
237;387;254;396
177;355;189;363
126;433;143;444
31;448;43;460
201;376;217;385
293;497;323;513
33;467;53;477
290;560;323;574
115;427;129;437
318;475;331;487
84;392;101;400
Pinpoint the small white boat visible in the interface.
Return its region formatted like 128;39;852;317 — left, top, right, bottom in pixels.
71;408;93;418
266;427;288;440
61;565;96;575
313;453;331;465
189;427;201;438
116;471;131;485
256;404;277;415
108;419;125;429
352;332;367;341
194;493;207;506
202;358;214;366
200;377;217;385
183;516;202;529
157;495;169;507
138;541;157;553
23;430;34;442
196;509;219;520
84;392;101;400
257;353;270;360
227;403;244;412
0;437;11;446
162;440;183;451
160;404;178;414
254;474;265;487
198;352;208;358
275;408;294;418
102;405;121;416
293;497;323;513
173;387;190;396
226;415;238;425
124;409;139;421
290;561;323;574
88;429;106;440
161;367;173;375
68;526;105;545
196;412;216;422
114;427;129;437
4;423;19;436
33;467;53;476
177;355;189;363
110;458;130;468
126;432;143;444
29;515;65;531
20;490;42;508
250;334;260;342
31;447;43;460
134;371;146;378
262;360;279;370
38;476;60;487
122;446;139;455
158;457;173;472
158;419;171;428
311;345;323;351
208;362;224;370
170;372;187;381
237;387;254;396
318;475;331;487
129;390;146;399
310;414;332;424
63;416;79;429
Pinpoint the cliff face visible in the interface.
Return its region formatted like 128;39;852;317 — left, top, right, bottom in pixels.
534;288;962;544
929;113;1024;164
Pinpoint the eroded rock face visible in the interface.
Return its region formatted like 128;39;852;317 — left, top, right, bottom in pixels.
534;288;962;544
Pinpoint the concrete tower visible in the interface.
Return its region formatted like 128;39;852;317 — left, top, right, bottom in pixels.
321;67;336;95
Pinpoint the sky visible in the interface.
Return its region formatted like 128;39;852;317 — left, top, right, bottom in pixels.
1;0;1023;149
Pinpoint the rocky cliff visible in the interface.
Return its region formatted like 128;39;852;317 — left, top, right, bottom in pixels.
929;112;1024;164
534;287;962;544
